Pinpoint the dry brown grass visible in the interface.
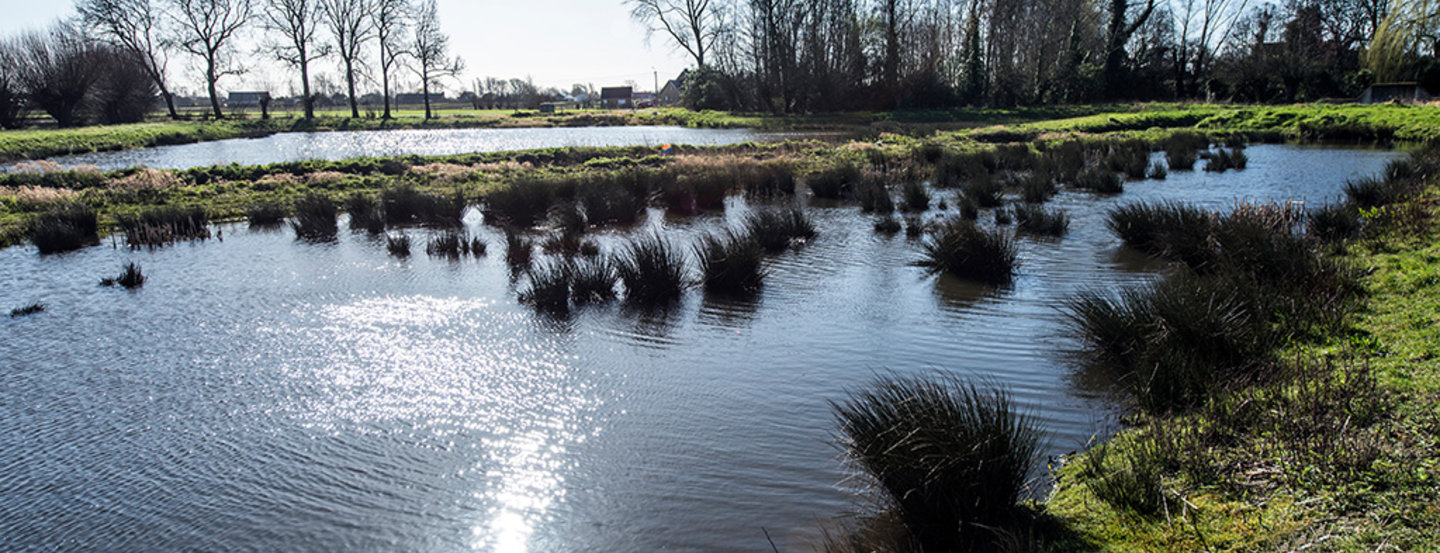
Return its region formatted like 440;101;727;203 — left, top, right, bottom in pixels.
0;186;80;209
111;168;181;190
408;163;481;184
305;171;348;186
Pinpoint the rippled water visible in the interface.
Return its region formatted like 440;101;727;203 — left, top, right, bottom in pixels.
18;127;798;172
0;145;1398;553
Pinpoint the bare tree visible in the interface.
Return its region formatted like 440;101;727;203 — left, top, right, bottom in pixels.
320;0;374;118
410;0;461;119
371;0;409;119
169;0;253;119
77;0;179;119
261;0;328;119
627;0;723;68
0;38;28;129
1104;0;1158;98
14;22;105;128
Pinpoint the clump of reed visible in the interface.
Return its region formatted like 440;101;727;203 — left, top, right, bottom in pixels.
291;194;339;240
614;233;689;304
659;171;730;215
832;373;1041;552
1107;201;1217;268
695;228;766;293
28;202;99;254
1072;166;1124;194
855;179;895;214
808;163;864;199
915;218;1018;286
579;181;648;226
992;143;1035;171
246;202;288;228
118;205;211;247
1013;203;1069;237
1017;173;1057;204
1203;147;1248;172
100;262;146;289
1163;132;1209;171
1309;202;1362;241
504;230;535;267
385;185;465;227
1146;160;1168;180
10;303;45;318
345;193;386;233
1104;141;1151;180
426;230;486;259
1342;177;1390;208
570;258;618;303
745;207;817;252
744;162;798;198
485;177;557;227
905;216;926;238
957;195;980;220
874;214;902;234
1040;140;1087;183
519;260;575;312
934;151;991;188
961;178;1005;208
900;181;930;212
386;233;411;257
993;207;1012;225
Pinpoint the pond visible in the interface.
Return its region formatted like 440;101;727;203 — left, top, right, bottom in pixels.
0;145;1399;553
15;126;803;172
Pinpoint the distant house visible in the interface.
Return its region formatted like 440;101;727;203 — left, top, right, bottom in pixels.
659;70;689;106
633;92;656;108
601;87;633;109
227;91;271;108
539;101;578;114
397;92;446;105
1360;83;1434;104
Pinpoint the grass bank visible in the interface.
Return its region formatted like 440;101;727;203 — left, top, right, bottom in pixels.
1047;151;1440;552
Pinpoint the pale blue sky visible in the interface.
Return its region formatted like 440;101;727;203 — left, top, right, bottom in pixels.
0;0;692;95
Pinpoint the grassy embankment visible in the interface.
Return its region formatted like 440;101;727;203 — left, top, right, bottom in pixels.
2;103;1438;251
1046;152;1440;551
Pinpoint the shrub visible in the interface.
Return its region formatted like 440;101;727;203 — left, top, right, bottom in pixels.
1013;203;1069;237
118;205;211;247
615;233;689;304
28;203;98;254
291;194;338;241
915;219;1018;286
832;373;1041;551
695;229;765;293
247;202;288;228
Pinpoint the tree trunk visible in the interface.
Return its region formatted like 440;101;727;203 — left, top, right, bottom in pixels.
207;63;224;120
161;89;179;120
382;62;392;119
301;61;314;119
422;74;432;120
345;60;359;118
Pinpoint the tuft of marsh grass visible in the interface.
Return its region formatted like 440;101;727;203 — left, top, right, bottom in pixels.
832;373;1041;551
1343;177;1390;208
1147;160;1168;180
915;218;1018;286
28;203;99;254
291;194;339;241
900;181;930;212
425;230;485;259
614;233;689;304
1013;203;1069;237
808;163;863;199
486;177;557;227
118;206;211;247
10;303;45;318
246;202;288;228
346;193;386;233
1204;147;1248;172
695;228;766;293
101;262;146;289
1072;167;1124;194
1107;201;1216;268
386;233;411;257
957;195;980;220
570;258;618;303
961;178;1005;208
505;231;535;267
874;214;902;234
934;151;991;188
855;179;895;214
745;207;817;252
519;260;574;312
994;207;1013;225
1309;202;1362;241
1018;173;1057;204
904;216;926;238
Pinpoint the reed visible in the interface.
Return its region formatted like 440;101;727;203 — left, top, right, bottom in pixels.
570;258;619;303
832;373;1040;551
695;228;766;293
346;193;386;233
1343;177;1390;208
291;194;339;240
1017;173;1057;204
1309;202;1362;241
905;216;926;238
386;233;411;257
994;207;1013;225
118;205;211;247
101;262;146;289
915;218;1018;286
504;230;535;266
1106;201;1216;268
425;230;484;258
1013;203;1069;237
519;260;574;312
1146;160;1168;180
1072;167;1124;194
856;179;895;214
485;177;557;227
614;233;689;304
934;152;991;188
9;303;45;318
808;163;863;199
961;178;1005;208
1204;147;1248;172
246;202;288;228
745;207;817;252
900;181;930;212
28;202;99;254
874;214;902;234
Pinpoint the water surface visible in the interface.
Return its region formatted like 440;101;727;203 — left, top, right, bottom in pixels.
16;126;799;172
0;145;1398;552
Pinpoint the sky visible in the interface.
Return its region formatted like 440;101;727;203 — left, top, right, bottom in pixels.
0;0;694;96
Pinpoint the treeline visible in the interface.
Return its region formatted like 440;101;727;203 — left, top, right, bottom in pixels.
631;0;1440;112
0;0;461;128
